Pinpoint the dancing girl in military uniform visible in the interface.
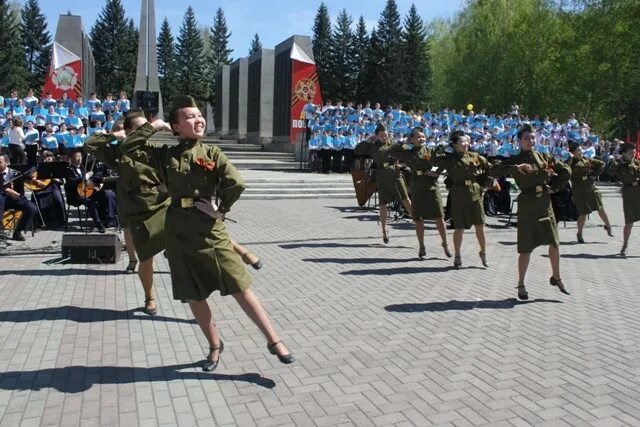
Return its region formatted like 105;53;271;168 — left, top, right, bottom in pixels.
610;142;640;256
121;96;293;372
567;142;613;243
354;124;412;244
436;131;491;269
383;127;452;259
491;125;571;300
86;113;170;315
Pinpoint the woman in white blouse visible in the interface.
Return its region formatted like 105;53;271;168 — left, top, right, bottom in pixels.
8;117;27;165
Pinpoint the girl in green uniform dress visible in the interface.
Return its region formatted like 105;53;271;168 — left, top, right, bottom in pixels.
121;96;293;371
491;125;571;300
87;114;170;315
610;143;640;256
383;127;451;259
437;131;490;269
568;142;613;243
354;124;412;244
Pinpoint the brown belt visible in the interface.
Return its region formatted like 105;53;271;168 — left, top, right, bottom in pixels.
170;196;218;219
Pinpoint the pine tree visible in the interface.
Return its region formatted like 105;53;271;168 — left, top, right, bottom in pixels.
157;17;177;111
401;3;431;109
90;0;138;96
248;33;262;57
208;7;233;105
312;2;333;101
0;0;26;94
330;9;357;102
363;0;405;107
353;15;369;103
175;6;208;105
20;0;51;92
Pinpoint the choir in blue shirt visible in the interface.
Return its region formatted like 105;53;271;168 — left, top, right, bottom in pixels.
0;89;130;156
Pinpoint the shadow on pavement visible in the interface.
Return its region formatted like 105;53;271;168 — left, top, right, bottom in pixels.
339;265;483;275
302;257;443;264
385;298;563;312
0;305;195;324
542;253;637;259
281;242;412;250
0;363;276;393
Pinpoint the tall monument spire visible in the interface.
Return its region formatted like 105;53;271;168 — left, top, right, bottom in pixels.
133;0;163;119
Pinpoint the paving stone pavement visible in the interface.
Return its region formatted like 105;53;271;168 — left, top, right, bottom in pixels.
0;194;639;427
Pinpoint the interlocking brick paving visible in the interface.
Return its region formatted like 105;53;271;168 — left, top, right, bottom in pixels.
0;194;639;426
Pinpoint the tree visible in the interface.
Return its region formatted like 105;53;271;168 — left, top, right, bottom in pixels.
330;9;357;102
175;6;208;105
353;15;369;102
248;33;262;57
311;2;333;100
208;7;233;105
20;0;51;93
90;0;138;96
362;0;405;107
0;0;26;94
401;3;431;109
157;17;177;112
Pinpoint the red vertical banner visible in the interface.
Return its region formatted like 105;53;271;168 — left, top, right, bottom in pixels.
42;60;82;101
42;42;83;101
290;59;322;143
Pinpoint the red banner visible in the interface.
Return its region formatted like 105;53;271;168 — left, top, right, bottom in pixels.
290;60;322;143
42;60;82;101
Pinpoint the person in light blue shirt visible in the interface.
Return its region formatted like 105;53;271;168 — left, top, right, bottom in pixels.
0;95;4;108
13;100;26;117
535;138;551;154
331;131;345;173
41;125;59;154
372;103;384;121
74;99;89;121
307;131;320;172
319;131;333;174
65;110;83;129
101;93;116;112
342;129;358;172
23;89;38;109
582;140;596;158
46;106;62;127
42;92;56;108
90;105;106;124
60;92;74;110
104;113;115;132
55;101;68;117
363;101;373;118
86;92;101;112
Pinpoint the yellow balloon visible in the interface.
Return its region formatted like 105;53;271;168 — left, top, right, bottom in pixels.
467;103;474;111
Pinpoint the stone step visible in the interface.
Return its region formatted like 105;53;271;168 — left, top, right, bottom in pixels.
232;159;303;170
241;192;356;200
224;152;294;159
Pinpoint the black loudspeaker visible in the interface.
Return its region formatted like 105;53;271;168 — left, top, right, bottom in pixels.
61;233;121;264
134;91;160;114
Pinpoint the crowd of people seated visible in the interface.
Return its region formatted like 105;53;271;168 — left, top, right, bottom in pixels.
303;99;628;179
0;88;126;241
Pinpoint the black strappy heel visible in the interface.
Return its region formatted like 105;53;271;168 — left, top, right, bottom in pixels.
550;277;570;295
203;340;224;372
267;341;294;364
516;283;528;300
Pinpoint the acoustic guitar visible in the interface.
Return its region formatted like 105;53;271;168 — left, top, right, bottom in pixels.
24;171;52;192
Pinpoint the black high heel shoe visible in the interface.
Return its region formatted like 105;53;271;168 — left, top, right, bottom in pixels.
240;251;263;270
267;341;294;364
479;252;489;268
203;340;224;372
550;277;570;295
382;231;389;244
418;246;426;260
125;260;137;274
453;256;462;269
516;283;528;300
576;233;585;244
604;225;613;237
442;243;452;258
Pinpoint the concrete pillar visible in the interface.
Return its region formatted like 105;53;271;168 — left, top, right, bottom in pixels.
133;0;163;119
214;65;231;136
247;49;274;144
228;58;248;140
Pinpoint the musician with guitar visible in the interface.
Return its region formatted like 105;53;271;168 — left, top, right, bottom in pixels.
63;149;117;233
0;154;37;241
26;151;66;228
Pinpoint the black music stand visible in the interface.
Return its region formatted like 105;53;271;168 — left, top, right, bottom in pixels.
36;161;68;180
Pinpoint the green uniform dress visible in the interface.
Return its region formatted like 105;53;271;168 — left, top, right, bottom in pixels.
384;144;444;221
354;139;409;205
569;157;604;216
492;150;571;254
437;151;490;229
121;123;251;301
85;133;170;261
610;158;640;224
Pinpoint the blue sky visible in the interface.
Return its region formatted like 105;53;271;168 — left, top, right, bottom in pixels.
22;0;463;57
